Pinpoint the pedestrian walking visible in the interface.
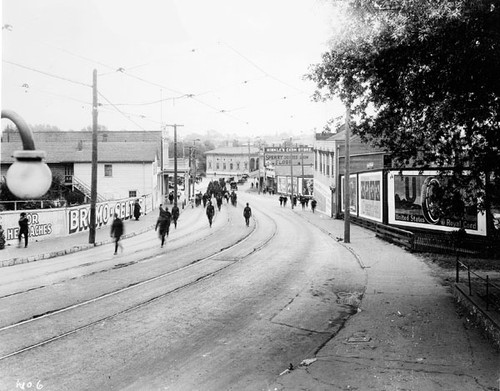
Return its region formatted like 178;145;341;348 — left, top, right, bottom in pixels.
243;203;252;227
110;213;124;255
133;199;141;220
171;204;180;228
155;208;172;247
279;196;283;207
311;199;317;213
206;200;215;227
283;195;288;207
18;212;29;248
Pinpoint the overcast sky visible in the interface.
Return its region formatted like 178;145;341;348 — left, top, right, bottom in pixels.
2;0;344;139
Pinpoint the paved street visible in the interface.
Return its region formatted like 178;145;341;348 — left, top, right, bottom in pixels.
0;185;498;390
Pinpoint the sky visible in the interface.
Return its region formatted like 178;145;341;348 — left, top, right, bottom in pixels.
1;0;344;140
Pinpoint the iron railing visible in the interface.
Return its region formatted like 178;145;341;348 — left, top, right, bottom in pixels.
456;260;500;312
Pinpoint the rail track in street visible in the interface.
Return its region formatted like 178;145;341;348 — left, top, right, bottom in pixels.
0;203;278;362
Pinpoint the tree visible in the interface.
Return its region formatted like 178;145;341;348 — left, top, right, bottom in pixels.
308;0;500;226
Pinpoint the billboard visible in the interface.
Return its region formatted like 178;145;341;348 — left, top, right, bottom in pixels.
265;146;313;167
0;196;147;246
388;170;486;235
340;174;358;214
359;172;383;222
276;176;301;195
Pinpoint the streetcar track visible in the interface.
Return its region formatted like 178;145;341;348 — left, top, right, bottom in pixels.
0;206;278;361
0;210;246;329
0;207;231;301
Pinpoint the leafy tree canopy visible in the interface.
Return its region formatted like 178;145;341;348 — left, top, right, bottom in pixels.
308;0;500;219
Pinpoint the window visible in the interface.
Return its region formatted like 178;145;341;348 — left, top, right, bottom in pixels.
216;163;220;170
237;162;240;170
129;190;137;198
230;163;234;170
223;163;227;170
208;162;212;169
104;164;113;177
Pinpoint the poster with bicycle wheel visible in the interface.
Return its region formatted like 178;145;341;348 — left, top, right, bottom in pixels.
388;170;486;236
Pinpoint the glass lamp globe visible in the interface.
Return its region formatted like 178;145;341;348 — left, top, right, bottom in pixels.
6;150;52;199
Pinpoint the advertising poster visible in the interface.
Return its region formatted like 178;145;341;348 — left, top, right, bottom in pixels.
277;176;302;195
359;172;382;222
1;209;67;246
0;197;146;245
68;197;144;235
277;176;288;194
302;178;314;196
340;174;357;214
388;170;486;235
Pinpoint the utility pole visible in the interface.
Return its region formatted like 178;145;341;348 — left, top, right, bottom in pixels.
164;124;183;207
263;146;266;192
344;104;351;243
247;139;251;178
258;141;262;194
290;138;294;209
192;139;199;198
300;144;304;195
89;69;98;244
187;147;192;201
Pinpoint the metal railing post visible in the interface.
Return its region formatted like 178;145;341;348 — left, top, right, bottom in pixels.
467;265;472;296
486;275;490;311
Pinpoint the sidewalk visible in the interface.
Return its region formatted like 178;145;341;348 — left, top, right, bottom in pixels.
1;208;161;267
272;208;499;390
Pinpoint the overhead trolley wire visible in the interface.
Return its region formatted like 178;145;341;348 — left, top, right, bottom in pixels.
97;91;146;131
217;41;308;95
3;59;92;88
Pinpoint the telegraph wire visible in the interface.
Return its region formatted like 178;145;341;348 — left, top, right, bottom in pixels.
19;84;92;106
98;105;163;126
115;70;185;95
3;59;92;88
3;37;304;128
218;41;308;94
97;92;146;130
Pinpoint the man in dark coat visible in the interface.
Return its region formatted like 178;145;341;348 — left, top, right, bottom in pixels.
18;212;29;248
206;201;215;227
243;203;252;227
133;199;141;220
311;199;317;213
110;213;124;255
156;208;172;247
171;204;180;228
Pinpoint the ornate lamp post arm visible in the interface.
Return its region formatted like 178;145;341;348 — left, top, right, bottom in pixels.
2;109;52;199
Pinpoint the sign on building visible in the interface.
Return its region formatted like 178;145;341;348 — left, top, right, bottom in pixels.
388;170;486;235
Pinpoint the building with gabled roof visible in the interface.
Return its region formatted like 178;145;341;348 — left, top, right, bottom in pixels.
1;131;163;204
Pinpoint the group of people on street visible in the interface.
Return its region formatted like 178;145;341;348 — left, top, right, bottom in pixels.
9;186;257;255
155;203;180;247
278;194;317;212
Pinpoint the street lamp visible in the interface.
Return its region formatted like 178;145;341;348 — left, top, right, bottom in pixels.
2;110;52;199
